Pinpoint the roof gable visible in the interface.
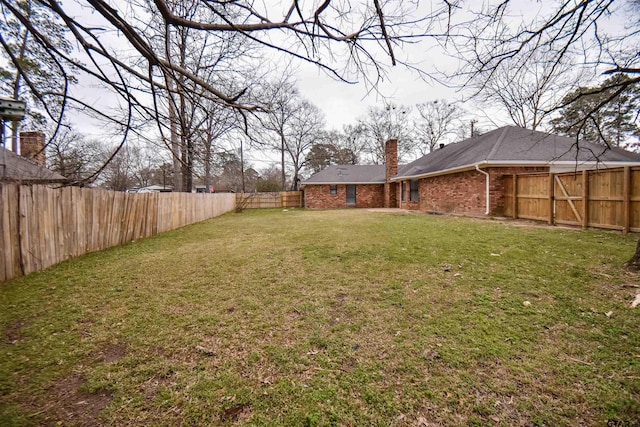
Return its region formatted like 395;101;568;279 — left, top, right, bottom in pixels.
396;126;640;179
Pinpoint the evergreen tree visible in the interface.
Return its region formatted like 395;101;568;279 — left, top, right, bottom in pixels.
0;0;74;150
551;75;640;148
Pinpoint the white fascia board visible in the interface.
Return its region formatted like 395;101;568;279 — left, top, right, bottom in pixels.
302;181;385;185
390;160;640;182
485;160;640;168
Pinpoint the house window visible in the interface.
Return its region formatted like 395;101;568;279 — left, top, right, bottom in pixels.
401;182;406;202
329;185;337;195
346;185;356;205
410;180;419;202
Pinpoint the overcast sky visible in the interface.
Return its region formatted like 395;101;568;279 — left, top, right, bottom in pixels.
62;0;493;138
5;0;632;172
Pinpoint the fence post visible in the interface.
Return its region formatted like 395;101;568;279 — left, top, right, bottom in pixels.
548;173;555;225
582;170;589;229
623;166;631;234
512;174;517;219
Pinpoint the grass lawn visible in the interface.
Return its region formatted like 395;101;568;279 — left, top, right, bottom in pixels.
1;209;639;426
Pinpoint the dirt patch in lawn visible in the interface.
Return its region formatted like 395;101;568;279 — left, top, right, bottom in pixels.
4;318;27;344
98;342;127;363
220;403;252;423
28;374;113;426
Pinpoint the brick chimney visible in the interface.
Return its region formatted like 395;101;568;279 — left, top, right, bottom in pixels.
384;139;398;208
20;131;46;166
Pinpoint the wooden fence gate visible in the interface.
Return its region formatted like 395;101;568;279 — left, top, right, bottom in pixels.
503;166;640;232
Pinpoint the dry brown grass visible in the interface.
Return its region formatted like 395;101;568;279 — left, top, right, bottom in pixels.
1;209;639;426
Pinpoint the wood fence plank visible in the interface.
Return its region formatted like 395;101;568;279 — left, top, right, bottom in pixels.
512;175;517;218
582;170;589;229
623;166;631;233
548;173;554;225
0;184;8;281
18;186;31;275
555;175;582;224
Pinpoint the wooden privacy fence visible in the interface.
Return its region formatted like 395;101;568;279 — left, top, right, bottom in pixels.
503;166;640;232
0;184;236;282
236;191;302;209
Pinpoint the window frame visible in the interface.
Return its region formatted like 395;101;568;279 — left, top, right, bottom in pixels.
329;184;337;195
401;181;406;202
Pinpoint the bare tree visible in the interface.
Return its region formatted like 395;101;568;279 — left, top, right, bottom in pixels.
452;1;639;122
1;0;456;183
256;79;300;190
470;51;578;130
284;100;326;189
451;0;640;268
358;102;416;163
415;100;462;153
46;128;102;182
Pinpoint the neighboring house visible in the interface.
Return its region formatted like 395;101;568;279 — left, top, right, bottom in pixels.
393;125;640;216
0;132;68;184
303;126;640;214
302;140;399;209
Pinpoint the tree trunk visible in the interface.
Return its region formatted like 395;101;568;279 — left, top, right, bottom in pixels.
625;237;640;271
240;139;245;193
280;133;286;191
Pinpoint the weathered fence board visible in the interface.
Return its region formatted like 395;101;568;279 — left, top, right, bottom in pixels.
0;184;236;282
236;191;303;210
503;166;640;232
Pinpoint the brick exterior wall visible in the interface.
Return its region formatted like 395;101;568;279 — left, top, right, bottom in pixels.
20;131;46;166
396;166;549;215
304;184;384;209
420;170;486;214
384;139;398;208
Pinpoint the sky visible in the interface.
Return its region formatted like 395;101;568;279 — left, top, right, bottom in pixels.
3;0;634;174
52;0;484;170
65;0;483;134
296;59;462;132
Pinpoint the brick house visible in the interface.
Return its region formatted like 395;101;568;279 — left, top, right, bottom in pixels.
302;140;399;209
303;126;640;214
393;126;640;215
1;132;68;183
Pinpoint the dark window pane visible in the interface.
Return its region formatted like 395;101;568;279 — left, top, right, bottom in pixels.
346;185;356;204
410;180;419;202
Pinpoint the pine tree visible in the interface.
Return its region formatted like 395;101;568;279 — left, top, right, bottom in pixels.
551;75;640;148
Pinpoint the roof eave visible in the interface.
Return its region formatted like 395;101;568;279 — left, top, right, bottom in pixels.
391;160;640;181
391;164;480;181
301;180;385;185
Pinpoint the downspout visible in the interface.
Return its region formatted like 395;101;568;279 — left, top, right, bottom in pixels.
475;164;490;215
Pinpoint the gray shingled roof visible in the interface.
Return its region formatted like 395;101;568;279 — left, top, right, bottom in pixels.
395;126;640;180
0;147;67;182
302;164;386;184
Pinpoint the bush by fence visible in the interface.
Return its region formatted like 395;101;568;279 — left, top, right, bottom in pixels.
0;184;236;282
